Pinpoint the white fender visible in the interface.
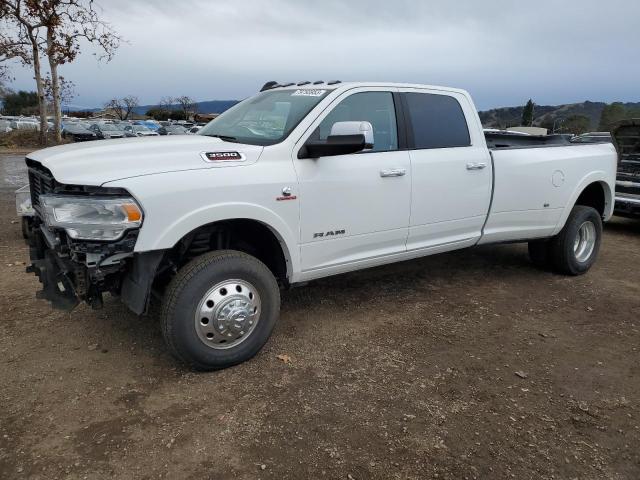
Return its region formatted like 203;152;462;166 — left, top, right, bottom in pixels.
552;171;614;236
136;202;300;278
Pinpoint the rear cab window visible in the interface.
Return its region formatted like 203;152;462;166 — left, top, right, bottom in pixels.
402;92;471;149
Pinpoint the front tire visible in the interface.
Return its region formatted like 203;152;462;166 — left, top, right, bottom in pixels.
549;205;603;275
161;250;280;371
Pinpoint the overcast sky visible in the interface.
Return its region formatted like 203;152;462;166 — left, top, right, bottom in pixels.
6;0;640;111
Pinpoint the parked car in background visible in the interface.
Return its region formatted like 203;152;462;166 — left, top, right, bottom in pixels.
62;123;98;142
90;123;127;139
571;132;612;144
612;119;640;217
158;125;188;136
10;120;39;131
142;120;161;131
19;81;617;370
124;125;159;137
0;120;13;133
187;125;202;134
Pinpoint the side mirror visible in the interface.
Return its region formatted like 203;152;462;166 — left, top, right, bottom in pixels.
299;121;374;159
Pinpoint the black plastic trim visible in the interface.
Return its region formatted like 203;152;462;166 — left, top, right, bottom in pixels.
392;92;409;151
398;93;416;149
121;250;165;315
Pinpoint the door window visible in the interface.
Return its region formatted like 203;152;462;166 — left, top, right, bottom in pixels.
314;92;398;152
403;93;470;149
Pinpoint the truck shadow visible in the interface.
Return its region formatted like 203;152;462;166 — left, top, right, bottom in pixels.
604;216;640;235
94;243;535;355
283;243;535;310
83;239;587;370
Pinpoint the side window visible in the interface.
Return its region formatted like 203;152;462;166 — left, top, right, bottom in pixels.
315;92;398;152
404;93;470;149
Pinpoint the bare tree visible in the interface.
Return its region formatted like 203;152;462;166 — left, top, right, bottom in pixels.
175;95;197;121
104;95;137;120
104;97;124;120
0;68;9;97
43;73;74;106
122;95;138;120
158;96;174;115
0;41;16;84
1;1;48;144
28;0;122;141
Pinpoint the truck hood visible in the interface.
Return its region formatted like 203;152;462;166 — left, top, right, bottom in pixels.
613;119;640;180
27;135;264;186
613;119;640;161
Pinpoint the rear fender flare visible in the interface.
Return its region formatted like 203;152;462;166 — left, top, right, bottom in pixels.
552;173;613;236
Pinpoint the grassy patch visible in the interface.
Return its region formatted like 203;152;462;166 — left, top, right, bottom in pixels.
0;130;70;149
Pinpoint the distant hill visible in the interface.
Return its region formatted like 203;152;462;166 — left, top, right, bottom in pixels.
67;99;240;114
131;99;239;116
70;98;640;130
479;101;640;130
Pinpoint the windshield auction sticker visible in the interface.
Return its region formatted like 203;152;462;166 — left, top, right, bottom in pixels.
292;89;326;97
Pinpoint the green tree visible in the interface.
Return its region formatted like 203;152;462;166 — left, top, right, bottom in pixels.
538;114;555;131
598;103;627;131
1;89;38;114
562;115;591;135
521;99;534;126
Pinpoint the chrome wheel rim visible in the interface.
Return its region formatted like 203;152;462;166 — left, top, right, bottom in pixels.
573;221;597;263
195;279;261;349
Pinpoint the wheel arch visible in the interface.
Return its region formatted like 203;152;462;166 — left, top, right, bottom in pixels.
552;174;614;236
133;203;300;281
168;218;293;283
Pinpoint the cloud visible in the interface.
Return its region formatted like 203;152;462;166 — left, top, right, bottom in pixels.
6;0;640;110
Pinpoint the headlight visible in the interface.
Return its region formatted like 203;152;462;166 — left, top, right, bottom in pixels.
40;195;143;241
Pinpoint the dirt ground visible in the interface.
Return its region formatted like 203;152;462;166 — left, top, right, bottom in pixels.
1;153;639;480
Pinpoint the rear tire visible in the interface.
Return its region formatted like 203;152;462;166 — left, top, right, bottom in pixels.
549;205;602;275
161;250;280;371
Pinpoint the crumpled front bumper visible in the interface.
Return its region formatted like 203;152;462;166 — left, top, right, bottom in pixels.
24;217;164;314
25;221;80;310
614;179;640;218
614;194;640;217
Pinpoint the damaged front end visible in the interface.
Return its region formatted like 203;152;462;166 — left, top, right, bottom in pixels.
23;159;161;313
613;119;640;217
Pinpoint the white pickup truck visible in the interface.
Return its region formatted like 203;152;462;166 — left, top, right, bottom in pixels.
20;81;618;370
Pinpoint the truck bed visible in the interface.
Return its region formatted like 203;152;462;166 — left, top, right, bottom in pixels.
485;132;572;150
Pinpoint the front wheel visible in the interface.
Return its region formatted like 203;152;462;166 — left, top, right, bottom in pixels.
549;205;603;275
161;250;280;371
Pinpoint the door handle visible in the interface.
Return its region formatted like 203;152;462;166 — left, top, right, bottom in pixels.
466;162;487;170
380;168;406;177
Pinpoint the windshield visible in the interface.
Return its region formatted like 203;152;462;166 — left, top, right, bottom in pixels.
133;125;149;132
198;88;333;146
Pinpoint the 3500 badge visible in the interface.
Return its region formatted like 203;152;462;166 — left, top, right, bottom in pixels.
201;151;244;162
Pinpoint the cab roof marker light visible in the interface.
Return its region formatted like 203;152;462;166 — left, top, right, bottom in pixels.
260;81;280;92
